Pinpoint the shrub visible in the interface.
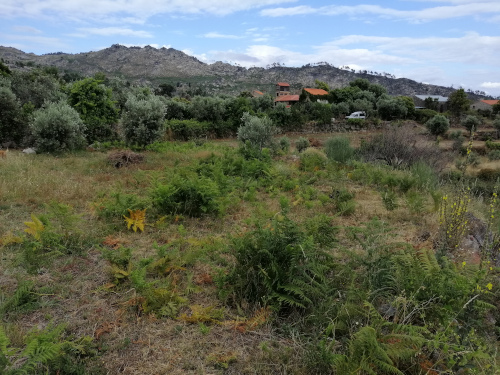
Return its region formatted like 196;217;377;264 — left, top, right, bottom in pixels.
237;112;277;152
31;101;86;153
461;115;481;135
166;119;210;141
0;85;27;146
299;148;328;171
485;140;500;150
487;149;500;161
122;93;165;147
278;136;291;153
324;136;355;164
222;216;332;313
152;174;222;217
295;137;309;153
426;114;449;137
67;77;119;143
414;108;438;124
359;124;445;170
347;118;365;127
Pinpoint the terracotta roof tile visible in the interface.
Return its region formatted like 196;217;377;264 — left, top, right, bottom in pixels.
481;100;499;105
304;88;328;95
275;95;299;102
277;82;290;87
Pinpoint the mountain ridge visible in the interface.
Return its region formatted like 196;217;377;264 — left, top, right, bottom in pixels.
0;44;490;99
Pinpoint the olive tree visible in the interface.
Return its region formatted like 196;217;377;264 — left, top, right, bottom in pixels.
461;115;481;135
31;102;86;153
121;93;166;147
426;114;450;137
237;112;277;152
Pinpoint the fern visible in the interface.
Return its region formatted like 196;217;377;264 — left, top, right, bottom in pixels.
0;281;38;318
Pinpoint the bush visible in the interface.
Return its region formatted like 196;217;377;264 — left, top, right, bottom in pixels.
360;124;445;170
461;115;481;134
487;149;500;161
0;85;27;146
347;118;365;127
426;114;449;136
237;112;277;152
295;137;309;153
222;216;332;313
122;94;165;147
278;136;291;153
67;77;119;143
152;174;222;217
414;108;438;124
299;148;328;171
31;101;86;153
324;136;355;164
166;119;210;141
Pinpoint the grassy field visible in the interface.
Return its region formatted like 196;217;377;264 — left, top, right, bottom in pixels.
1;125;499;374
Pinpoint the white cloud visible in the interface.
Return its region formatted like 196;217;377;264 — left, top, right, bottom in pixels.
76;27;153;38
261;2;500;22
0;33;68;50
12;26;42;34
481;82;500;89
0;0;297;19
203;32;241;39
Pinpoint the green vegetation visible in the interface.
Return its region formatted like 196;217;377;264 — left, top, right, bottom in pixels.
426;114;450;137
1;65;500;374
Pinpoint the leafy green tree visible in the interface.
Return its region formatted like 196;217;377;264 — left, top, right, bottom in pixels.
376;97;408;120
121;93;165;147
250;94;274;113
447;88;471;122
0;85;26;146
332;102;351;118
11;70;63;108
349;78;371;91
492;101;500;116
31;101;86;153
314;79;330;91
0;60;11;77
399;96;416;119
461;114;481;135
269;103;292;129
67;77;119;143
426;114;449;137
156;83;176;97
424;97;439;111
493;117;500;138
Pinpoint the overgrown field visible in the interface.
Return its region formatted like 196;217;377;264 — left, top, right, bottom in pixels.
1;126;499;374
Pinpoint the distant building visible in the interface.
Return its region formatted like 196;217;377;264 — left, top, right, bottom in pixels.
413;95;448;112
471;99;499;112
276;82;290;97
303;88;328;96
302;88;329;103
252;90;264;97
275;94;300;107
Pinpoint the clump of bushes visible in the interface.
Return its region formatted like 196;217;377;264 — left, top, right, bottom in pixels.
295;137;309;153
237;112;276;153
324;136;355;164
121;93;165;147
426;114;449;137
299;148;328;171
152;174;222;217
31;101;86;153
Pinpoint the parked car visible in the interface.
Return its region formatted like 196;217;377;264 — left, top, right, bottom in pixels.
346;111;366;119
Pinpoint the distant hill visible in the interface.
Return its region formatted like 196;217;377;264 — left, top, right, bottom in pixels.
0;44;490;99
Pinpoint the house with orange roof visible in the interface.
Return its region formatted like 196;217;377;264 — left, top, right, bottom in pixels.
471;99;499;112
275;94;300;107
276;82;290;97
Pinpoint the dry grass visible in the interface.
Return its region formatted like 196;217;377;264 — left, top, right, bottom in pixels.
1;130;496;374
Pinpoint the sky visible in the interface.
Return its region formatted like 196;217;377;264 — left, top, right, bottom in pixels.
1;0;499;97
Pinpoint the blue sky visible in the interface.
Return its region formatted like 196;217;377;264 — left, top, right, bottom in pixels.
1;0;499;96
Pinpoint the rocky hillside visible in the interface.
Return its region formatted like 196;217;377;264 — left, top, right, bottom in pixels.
0;44;487;98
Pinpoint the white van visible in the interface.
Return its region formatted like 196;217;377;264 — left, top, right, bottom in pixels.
346;111;366;119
